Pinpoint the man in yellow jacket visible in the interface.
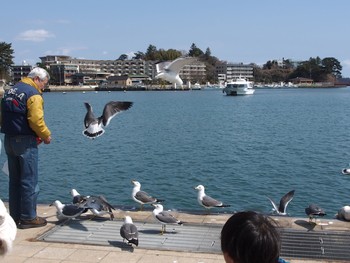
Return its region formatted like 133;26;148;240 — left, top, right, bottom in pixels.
1;67;52;229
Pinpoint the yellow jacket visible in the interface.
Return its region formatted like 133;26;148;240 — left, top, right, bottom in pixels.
20;77;51;139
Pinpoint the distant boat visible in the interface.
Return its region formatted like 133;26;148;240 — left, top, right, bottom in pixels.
192;83;201;90
223;77;255;96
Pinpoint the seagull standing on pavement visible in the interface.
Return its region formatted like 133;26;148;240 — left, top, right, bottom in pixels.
83;101;133;139
267;190;295;215
194;184;230;212
78;195;116;220
120;215;139;246
305;204;326;223
50;200;86;220
131;180;164;210
336;205;350;221
152;204;183;234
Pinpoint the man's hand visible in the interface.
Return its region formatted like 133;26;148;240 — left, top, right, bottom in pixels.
43;136;51;144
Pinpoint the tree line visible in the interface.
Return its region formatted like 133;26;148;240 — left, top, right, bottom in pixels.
0;41;344;84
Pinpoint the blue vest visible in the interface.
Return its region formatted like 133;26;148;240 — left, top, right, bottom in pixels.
1;82;41;136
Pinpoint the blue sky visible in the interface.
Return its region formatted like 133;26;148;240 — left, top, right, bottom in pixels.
1;0;350;77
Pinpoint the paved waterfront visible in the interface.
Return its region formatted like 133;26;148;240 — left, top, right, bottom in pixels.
2;204;350;262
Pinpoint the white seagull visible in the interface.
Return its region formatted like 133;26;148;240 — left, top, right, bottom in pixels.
50;200;86;220
131;180;164;210
152;204;183;234
0;199;17;256
267;190;295;215
337;205;350;221
194;184;230;212
83;101;133;139
120;215;139;246
155;57;197;87
342;168;350;175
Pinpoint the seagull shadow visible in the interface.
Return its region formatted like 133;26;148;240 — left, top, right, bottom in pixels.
108;240;135;252
294;219;317;231
139;229;179;235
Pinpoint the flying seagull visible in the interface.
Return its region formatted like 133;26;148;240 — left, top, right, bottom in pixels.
83;101;133;139
50;200;86;220
267;190;295;215
155;57;197;87
194;184;230;212
78;195;116;220
120;215;139;246
131;180;164;210
152;204;183;234
305;204;326;223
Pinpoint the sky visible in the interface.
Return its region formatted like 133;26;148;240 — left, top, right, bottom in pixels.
1;0;350;77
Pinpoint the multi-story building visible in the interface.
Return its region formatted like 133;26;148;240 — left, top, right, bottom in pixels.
216;62;254;82
10;64;32;84
39;55;206;86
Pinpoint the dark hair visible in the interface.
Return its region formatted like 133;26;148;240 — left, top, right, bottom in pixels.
221;211;280;263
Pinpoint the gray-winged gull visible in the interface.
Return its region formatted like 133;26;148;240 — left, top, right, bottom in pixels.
152;204;183;234
50;200;86;220
155;57;197;88
83;101;133;139
131;180;164;210
78;195;115;220
0;199;17;256
267;190;295;215
120;215;139;246
305;204;326;223
194;184;230;212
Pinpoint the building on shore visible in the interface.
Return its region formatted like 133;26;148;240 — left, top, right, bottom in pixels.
37;55;206;87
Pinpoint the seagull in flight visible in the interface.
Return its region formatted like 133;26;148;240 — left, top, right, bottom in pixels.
194;184;230;212
131;180;164;210
152;204;183;234
83;101;133;139
267;190;295;215
155;57;197;87
120;215;139;246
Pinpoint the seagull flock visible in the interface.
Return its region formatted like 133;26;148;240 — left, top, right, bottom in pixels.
11;95;348;250
51;98;350;245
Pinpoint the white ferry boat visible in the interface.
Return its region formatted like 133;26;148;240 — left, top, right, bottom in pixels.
223;77;255;96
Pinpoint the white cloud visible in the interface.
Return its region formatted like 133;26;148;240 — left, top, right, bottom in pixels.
17;29;55;42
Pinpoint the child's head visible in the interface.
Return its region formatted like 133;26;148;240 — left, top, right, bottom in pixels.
221;211;280;263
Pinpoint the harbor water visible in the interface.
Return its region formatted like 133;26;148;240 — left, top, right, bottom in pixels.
1;87;350;218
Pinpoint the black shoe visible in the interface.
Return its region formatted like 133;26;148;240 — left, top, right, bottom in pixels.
19;216;47;229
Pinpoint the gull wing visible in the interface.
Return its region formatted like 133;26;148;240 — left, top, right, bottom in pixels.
135;190;156;203
156;211;179;224
202;195;222;207
83;102;96;128
101;101;133;127
279;190;295;213
166;57;197;74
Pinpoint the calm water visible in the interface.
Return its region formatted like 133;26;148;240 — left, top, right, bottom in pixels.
1;87;350;218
